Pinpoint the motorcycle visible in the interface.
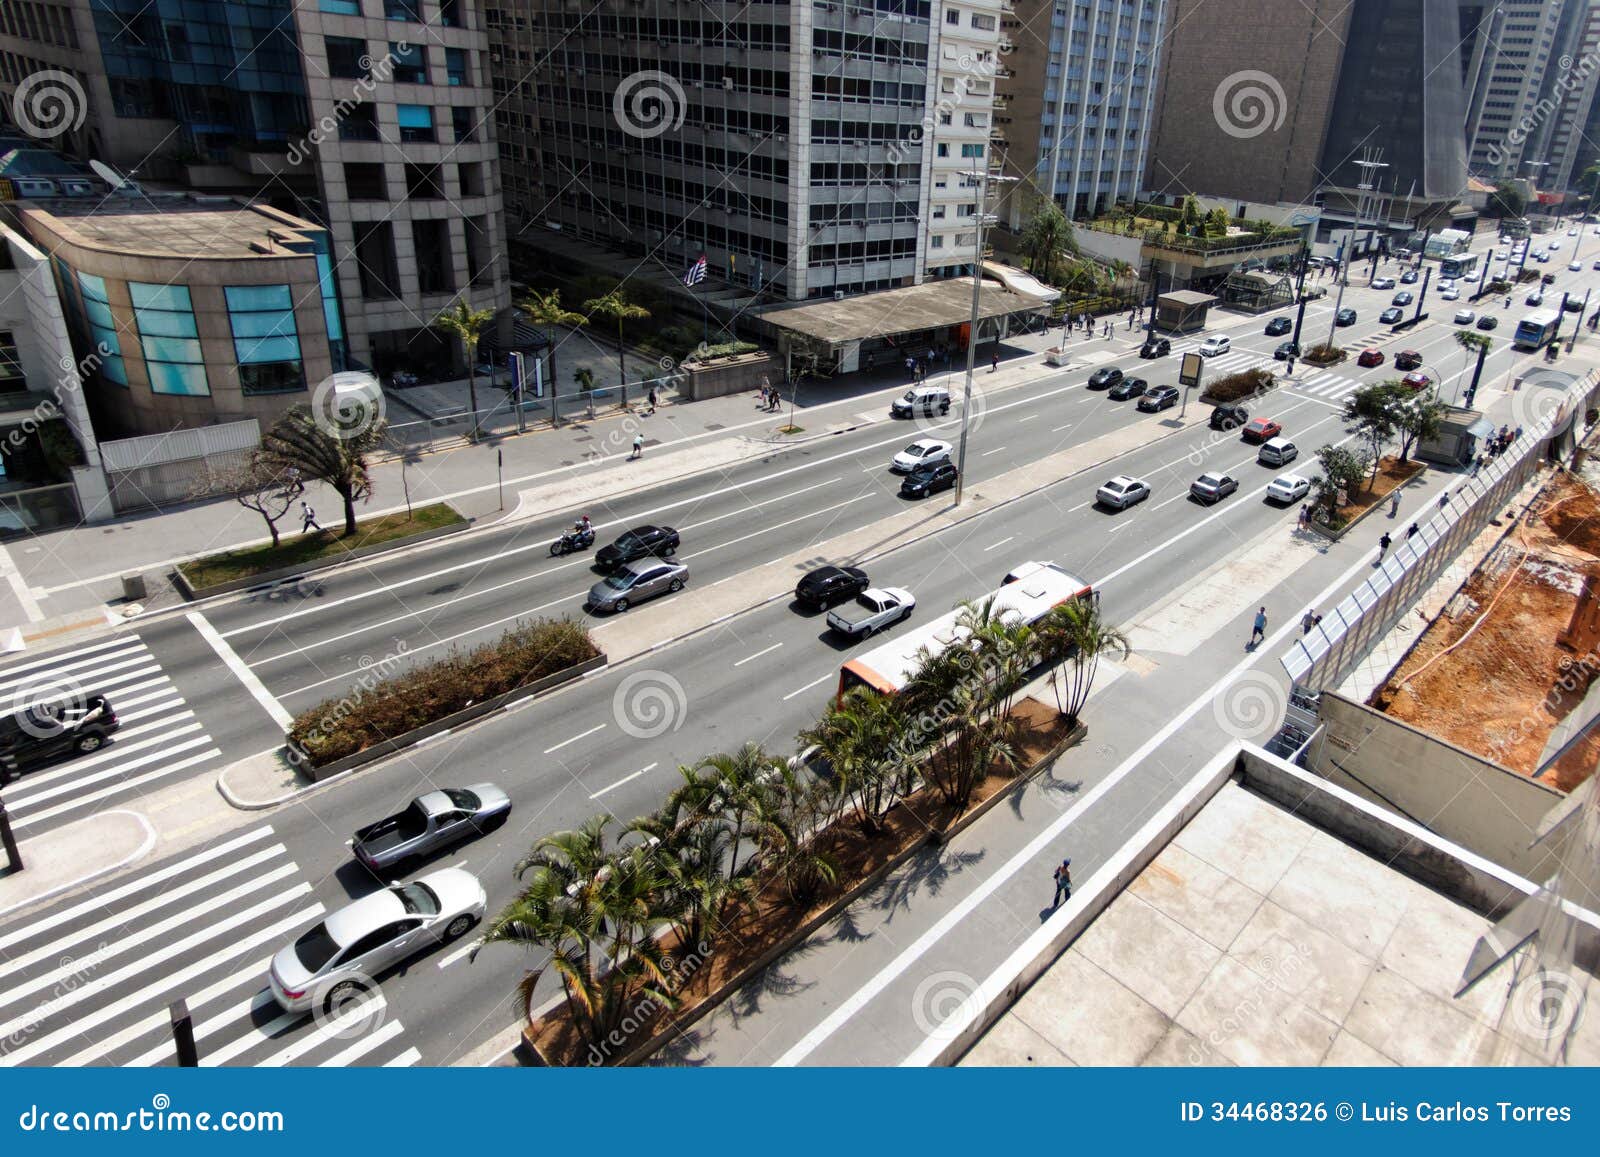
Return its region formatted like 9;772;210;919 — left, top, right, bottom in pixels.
550;527;596;556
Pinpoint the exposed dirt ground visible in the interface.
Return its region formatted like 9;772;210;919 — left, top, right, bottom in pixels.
1370;471;1600;791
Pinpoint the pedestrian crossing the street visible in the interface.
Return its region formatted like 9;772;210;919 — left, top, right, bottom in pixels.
0;826;420;1067
0;634;223;833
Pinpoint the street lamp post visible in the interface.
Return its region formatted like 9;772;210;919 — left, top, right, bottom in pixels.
1328;154;1388;347
953;166;1018;506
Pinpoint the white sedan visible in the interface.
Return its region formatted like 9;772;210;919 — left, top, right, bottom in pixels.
1454;309;1476;325
1440;287;1460;300
1571;261;1583;272
1266;474;1312;504
890;437;952;474
1096;474;1151;510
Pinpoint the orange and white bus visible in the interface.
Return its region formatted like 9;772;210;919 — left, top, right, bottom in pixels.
836;561;1094;701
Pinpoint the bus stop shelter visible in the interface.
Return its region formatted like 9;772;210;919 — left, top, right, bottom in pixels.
1153;290;1218;334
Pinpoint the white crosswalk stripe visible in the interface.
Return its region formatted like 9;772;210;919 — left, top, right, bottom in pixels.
1293;371;1364;401
0;635;227;832
0;833;418;1067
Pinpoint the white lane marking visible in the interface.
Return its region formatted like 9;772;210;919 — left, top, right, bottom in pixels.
734;642;783;667
983;536;1015;552
13;747;222;831
0;904;321;1066
980;446;1008;456
0;846;289;983
320;1019;407;1066
114;972;275;1067
0;635;143;681
1018;413;1039;422
589;762;658;800
257;996;392;1067
436;936;483;969
6;730;212;810
543;723;606;754
1051;423;1074;433
783;674;834;702
775;471;1391;1067
0;827;275;953
187;611;292;729
384;1047;422;1067
0;542;43;623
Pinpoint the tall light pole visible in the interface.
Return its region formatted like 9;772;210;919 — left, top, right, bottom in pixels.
953;165;1018;506
1327;151;1387;347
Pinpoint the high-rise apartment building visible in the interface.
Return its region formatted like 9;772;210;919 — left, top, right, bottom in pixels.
496;0;1011;302
0;0;509;379
1000;0;1166;226
1465;0;1586;181
1542;1;1600;192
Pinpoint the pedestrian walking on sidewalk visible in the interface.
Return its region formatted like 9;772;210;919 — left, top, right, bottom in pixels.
1302;610;1317;634
299;502;322;534
1439;491;1450;510
1052;858;1072;907
1297;504;1309;528
631;433;645;459
1378;531;1392;560
1249;606;1268;648
1390;492;1401;517
1406;522;1419;540
990;352;999;373
647;385;658;413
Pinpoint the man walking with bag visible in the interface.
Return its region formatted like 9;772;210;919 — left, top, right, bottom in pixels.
1052;858;1072;907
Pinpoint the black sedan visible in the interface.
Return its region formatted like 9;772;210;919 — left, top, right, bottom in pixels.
1380;307;1404;324
1264;317;1292;336
595;524;680;570
1087;366;1124;390
1477;315;1500;331
795;565;870;609
1335;308;1357;326
1137;386;1180;412
1139;337;1171;358
899;461;958;499
1273;341;1299;360
1107;376;1148;401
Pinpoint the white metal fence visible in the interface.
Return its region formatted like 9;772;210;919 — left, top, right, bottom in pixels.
100;419;260;512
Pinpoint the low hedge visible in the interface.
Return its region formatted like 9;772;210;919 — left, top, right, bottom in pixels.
287;617;600;765
1303;343;1347;366
1201;367;1275;403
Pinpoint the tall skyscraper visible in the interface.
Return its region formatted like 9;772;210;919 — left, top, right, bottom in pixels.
1464;0;1588;182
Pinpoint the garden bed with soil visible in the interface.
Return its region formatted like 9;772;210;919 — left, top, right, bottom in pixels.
523;696;1082;1066
1302;344;1348;367
176;503;466;596
1309;456;1426;538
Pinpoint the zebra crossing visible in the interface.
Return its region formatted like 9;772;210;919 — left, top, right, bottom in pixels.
0;634;223;834
1287;368;1367;403
0;825;420;1067
1163;337;1369;404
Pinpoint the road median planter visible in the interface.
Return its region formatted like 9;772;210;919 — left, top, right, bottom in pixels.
175;503;469;599
1309;458;1427;541
517;698;1087;1067
285;617;604;781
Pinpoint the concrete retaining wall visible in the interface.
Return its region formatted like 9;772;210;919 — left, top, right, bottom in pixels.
679;354;774;401
1307;691;1566;879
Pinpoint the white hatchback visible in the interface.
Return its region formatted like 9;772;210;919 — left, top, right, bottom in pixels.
1266;474;1311;504
891;438;952;474
1454;309;1476;325
1198;335;1231;357
1095;474;1151;510
1440;287;1460;301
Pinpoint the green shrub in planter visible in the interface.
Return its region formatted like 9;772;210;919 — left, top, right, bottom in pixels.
1202;367;1275;403
1303;343;1347;366
288;617;600;765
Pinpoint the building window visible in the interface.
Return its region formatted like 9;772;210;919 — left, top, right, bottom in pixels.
937;143;949;157
224;285;304;394
345;162;388;200
971;12;995;29
960;143;985;158
397;104;435;142
384;0;422;20
458;161;484;196
129;282;209;397
946;8;960;22
413;219;455;295
391;42;427;85
405;163;444;199
0;331;25;391
340;104;380;141
325;36;368;79
355;221;401;300
440;0;463;25
321;0;362;13
452;106;479;142
465;215;492;282
931;235;944;249
446;47;470;86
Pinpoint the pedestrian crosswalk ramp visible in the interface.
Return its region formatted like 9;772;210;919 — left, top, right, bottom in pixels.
0;826;420;1067
0;635;222;834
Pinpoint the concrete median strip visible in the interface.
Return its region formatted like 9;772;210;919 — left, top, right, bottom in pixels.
0;809;155;920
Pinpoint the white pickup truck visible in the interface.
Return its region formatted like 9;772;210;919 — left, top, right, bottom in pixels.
826;587;915;638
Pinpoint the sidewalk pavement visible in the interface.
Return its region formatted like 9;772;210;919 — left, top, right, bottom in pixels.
0;808;154;920
0;323;1132;640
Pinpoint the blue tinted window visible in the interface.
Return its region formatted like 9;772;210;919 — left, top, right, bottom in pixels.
74;271;127;388
397;104;432;128
321;0;362;12
146;362;210;396
226;282;303;382
129;282;193;311
130;281;209;396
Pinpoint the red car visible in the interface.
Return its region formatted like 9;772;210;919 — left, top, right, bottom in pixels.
1394;349;1423;371
1357;348;1385;368
1401;371;1432;391
1242;417;1282;443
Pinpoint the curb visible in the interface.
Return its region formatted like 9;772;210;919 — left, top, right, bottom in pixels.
215;748;352;811
0;809;155;921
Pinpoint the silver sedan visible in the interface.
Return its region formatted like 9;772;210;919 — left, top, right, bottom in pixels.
587;558;689;612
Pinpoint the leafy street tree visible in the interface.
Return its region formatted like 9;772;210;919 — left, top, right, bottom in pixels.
431;298;496;441
1033;598;1131;726
257;404;385;536
203;453;304;548
1489;182;1527;220
1310;444;1371;522
1021;199;1075;279
1390;389;1446;464
584;287;650;403
519;289;587;423
1343;382;1403;485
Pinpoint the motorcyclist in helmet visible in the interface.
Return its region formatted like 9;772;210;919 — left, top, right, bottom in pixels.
574;514;592;539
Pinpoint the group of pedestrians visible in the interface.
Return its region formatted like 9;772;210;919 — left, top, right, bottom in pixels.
1485;423;1521;459
757;376;782;412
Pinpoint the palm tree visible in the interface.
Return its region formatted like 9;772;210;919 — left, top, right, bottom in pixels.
519;289;586;426
629;808;749;955
431;298;496;441
473;815;675;1047
800;687;912;835
257;405;384;536
955;597;1037;719
1021;200;1074;280
666;744;784;883
583;287;651;406
746;761;839;906
1454;329;1490;385
1034;598;1131;726
903;629;1021;810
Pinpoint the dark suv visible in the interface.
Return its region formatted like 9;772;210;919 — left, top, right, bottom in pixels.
596;525;680;571
0;695;119;774
1209;403;1249;431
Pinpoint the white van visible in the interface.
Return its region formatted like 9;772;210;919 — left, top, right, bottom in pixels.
890;384;951;418
1258;437;1298;467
